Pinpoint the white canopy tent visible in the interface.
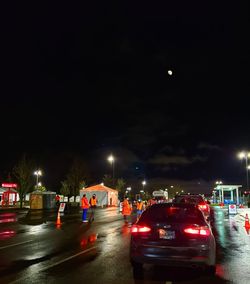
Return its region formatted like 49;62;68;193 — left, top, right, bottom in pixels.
79;184;118;207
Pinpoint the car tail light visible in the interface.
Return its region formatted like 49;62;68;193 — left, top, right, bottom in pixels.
184;226;210;236
131;225;151;234
198;204;208;211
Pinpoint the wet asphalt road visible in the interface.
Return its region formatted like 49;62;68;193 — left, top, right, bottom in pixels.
0;206;250;284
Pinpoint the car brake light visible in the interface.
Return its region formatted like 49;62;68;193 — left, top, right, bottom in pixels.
131;225;151;233
184;226;210;236
198;204;209;211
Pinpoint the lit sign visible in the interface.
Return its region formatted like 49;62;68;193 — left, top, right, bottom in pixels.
2;183;18;188
229;204;237;215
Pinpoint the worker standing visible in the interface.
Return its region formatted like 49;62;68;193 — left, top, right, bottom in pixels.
55;194;60;207
81;194;90;223
89;194;98;222
122;197;132;222
136;199;143;221
89;194;98;208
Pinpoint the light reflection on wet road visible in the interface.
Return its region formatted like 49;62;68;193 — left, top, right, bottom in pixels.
214;209;250;284
0;207;250;283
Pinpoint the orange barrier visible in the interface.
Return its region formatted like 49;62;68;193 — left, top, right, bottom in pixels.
244;213;250;229
56;211;61;226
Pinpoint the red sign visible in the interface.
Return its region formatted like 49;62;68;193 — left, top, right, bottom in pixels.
2;183;18;188
59;202;66;213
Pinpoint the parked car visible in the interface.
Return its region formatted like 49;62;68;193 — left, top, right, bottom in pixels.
130;203;216;273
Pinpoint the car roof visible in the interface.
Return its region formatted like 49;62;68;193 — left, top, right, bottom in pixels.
176;194;203;197
150;202;197;209
174;194;204;199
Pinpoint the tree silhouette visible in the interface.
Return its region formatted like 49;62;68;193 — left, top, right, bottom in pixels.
13;155;34;208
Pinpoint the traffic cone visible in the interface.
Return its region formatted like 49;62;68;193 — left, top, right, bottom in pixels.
244;214;250;228
56;211;61;226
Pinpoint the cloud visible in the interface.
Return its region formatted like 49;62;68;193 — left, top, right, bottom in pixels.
159;124;189;138
198;143;221;151
158;145;174;154
149;154;207;166
192;155;208;162
149;155;193;165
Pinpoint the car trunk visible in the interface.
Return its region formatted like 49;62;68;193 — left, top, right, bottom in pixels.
133;220;210;259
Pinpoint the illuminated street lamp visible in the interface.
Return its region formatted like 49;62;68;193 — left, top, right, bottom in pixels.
215;181;223;185
34;170;42;187
238;151;250;190
107;155;115;186
126;187;131;193
125;187;131;196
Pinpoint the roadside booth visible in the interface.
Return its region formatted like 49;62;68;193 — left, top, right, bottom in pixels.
214;184;242;205
1;183;19;206
0;188;5;205
2;188;18;206
30;191;56;209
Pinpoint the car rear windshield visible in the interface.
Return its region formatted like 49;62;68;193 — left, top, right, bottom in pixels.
139;205;205;224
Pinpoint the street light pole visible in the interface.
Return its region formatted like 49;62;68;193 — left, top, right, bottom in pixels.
246;155;249;190
141;180;146;199
107;155;115;187
34;170;42;188
112;161;115;187
238;152;250;190
142;180;146;191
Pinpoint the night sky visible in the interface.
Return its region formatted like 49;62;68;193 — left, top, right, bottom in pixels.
1;2;250;193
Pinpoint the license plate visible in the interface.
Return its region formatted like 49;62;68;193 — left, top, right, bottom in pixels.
159;229;175;240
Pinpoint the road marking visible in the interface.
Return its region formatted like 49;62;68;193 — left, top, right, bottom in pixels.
0;240;33;250
10;246;97;284
40;246;97;271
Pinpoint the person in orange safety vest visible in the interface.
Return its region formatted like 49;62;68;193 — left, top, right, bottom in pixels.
122;198;132;222
81;194;90;222
136;199;144;220
89;194;98;208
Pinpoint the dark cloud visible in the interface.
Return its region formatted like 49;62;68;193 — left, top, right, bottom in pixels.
198;143;222;151
149;154;207;166
149;155;192;166
158;145;174;154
